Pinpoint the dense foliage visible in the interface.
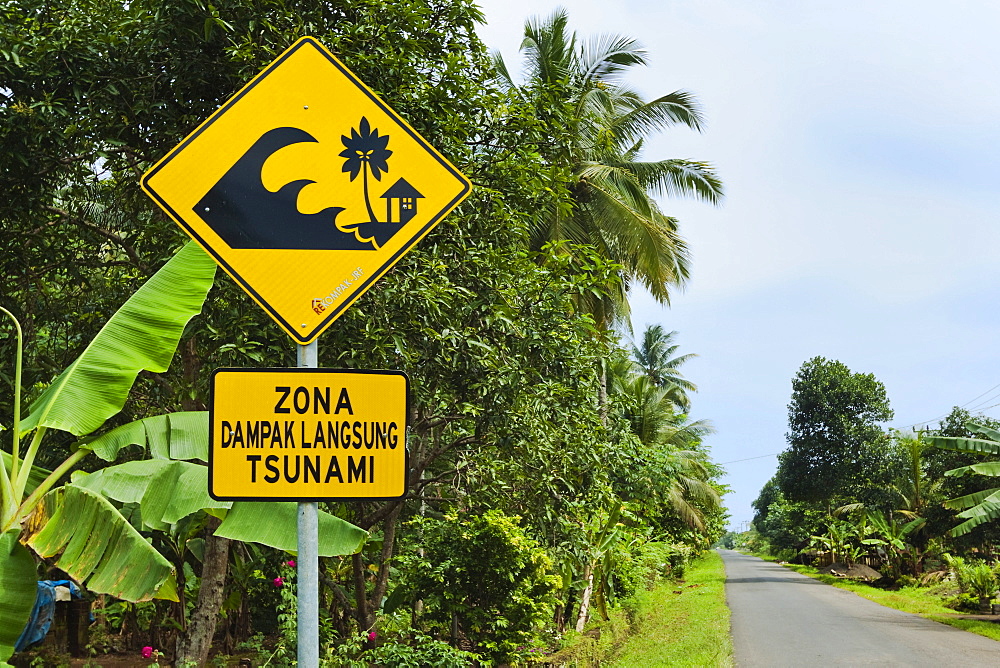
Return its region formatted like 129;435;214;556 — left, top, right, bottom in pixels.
752;356;1000;589
0;0;727;663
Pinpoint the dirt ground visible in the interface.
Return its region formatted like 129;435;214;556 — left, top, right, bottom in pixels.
819;561;883;581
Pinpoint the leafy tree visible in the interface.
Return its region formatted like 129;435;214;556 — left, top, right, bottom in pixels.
776;357;894;507
752;477;782;529
751;476;827;553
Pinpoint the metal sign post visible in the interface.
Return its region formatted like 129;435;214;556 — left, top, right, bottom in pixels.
297;341;319;667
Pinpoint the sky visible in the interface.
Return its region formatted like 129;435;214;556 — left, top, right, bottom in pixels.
474;0;1000;530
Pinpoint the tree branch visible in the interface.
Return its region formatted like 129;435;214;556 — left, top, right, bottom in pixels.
42;205;148;271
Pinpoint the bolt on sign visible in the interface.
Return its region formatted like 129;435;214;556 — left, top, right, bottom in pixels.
210;368;409;500
141;37;472;344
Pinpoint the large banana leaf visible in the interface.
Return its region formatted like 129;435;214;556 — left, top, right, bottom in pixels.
925;435;1000;456
951;498;1000;536
75;461;366;555
946;462;1000;478
19;242;216;437
0;530;36;665
21;486;177;602
969;422;1000;442
83;412;209;462
217;502;367;557
73;459;229;530
943;488;1000;511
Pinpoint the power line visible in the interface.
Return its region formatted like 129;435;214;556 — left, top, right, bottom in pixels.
967;390;1000;413
961;382;1000;409
718;452;780;465
898;381;1000;429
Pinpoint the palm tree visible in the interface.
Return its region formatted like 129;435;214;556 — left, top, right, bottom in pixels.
632;324;697;410
609;362;720;530
339;117;392;224
494;9;723;328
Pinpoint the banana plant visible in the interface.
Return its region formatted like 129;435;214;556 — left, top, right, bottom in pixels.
925;422;1000;536
860;509;924;576
574;503;624;632
0;242;215;662
0;242;367;663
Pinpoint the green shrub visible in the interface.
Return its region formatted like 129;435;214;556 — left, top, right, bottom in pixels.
946;592;982;613
394;511;560;664
661;544;695;580
943;554;967;590
612;542;691;599
774;548;798;562
542;609;632;667
364;635;481;667
959;561;998;600
733;530;771;555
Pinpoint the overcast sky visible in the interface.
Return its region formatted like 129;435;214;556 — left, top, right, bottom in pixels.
474;0;1000;530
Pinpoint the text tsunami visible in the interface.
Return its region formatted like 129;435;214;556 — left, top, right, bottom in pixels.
219;384;400;486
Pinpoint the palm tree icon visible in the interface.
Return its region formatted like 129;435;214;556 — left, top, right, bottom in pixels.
339;117;392;224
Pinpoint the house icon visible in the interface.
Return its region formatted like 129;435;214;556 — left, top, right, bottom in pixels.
380;178;424;224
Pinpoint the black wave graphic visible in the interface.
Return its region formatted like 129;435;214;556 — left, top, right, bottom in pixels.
194;127;372;250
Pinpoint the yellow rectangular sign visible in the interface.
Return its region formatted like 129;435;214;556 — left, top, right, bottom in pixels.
210;368;408;500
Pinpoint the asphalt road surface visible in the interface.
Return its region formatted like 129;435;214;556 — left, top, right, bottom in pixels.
720;549;1000;667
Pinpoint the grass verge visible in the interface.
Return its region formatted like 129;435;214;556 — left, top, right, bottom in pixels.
611;551;733;667
778;561;1000;641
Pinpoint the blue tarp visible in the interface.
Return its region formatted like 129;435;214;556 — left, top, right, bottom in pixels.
14;580;82;653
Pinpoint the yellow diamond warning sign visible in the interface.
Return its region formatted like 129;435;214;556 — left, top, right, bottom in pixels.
210;368;408;500
141;37;471;343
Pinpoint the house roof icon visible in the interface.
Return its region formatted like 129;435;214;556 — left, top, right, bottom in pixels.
380;178;424;200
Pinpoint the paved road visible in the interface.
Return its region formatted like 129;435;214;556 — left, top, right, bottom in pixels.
720;549;1000;667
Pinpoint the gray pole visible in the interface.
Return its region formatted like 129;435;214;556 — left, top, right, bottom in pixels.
297;341;319;667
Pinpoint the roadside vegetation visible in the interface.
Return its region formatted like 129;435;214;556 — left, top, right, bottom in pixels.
727;355;1000;647
0;1;727;665
612;551;733;668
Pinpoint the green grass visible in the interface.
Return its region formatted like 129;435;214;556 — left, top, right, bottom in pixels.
779;562;1000;641
611;551;734;667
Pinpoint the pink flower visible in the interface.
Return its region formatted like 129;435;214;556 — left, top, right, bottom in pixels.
141;647;154;659
273;576;284;587
286;560;296;567
368;631;377;642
